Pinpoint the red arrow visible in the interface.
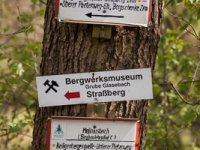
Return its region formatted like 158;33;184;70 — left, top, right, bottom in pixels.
64;91;80;100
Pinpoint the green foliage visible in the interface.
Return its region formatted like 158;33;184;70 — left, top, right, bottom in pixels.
0;1;44;149
146;3;200;149
165;0;200;19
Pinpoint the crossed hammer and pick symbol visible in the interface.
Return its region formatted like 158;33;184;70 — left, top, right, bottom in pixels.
43;80;59;93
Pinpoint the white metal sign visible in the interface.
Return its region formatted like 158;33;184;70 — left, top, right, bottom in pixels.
36;68;153;107
46;117;140;150
55;0;152;27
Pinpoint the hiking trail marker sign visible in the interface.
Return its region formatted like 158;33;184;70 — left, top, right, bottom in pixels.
55;0;152;27
36;68;153;107
47;117;140;150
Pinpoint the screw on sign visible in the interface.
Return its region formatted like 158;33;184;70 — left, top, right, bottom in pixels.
43;80;59;93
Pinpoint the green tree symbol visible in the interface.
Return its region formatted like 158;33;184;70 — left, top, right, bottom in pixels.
54;124;64;134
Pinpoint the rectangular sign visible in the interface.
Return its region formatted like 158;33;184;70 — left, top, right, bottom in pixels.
55;0;152;27
47;117;140;150
36;68;153;107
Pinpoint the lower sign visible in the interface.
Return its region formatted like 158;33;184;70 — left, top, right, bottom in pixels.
36;68;153;107
47;117;140;150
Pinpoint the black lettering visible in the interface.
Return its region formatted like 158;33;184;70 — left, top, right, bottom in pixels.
98;92;103;97
116;76;120;81
71;79;76;84
79;78;84;85
56;142;61;148
62;0;77;8
121;90;125;97
103;90;107;96
108;90;112;96
108;76;115;81
82;128;88;133
99;76;103;82
113;91;117;96
121;75;125;81
103;3;110;9
85;78;91;83
66;78;71;84
126;75;130;80
136;74;142;79
91;78;95;82
127;0;137;3
104;76;108;82
87;91;92;97
140;5;148;11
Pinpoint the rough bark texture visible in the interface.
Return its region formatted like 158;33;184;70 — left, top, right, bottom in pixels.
32;0;162;149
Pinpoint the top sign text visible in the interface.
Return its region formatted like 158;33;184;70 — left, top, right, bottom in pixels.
55;0;152;26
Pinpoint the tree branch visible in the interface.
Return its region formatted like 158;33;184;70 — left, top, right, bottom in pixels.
179;79;200;84
0;26;31;36
188;58;200;96
39;0;47;5
166;10;200;40
165;80;200;105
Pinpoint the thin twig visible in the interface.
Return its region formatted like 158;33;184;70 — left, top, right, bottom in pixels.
175;25;190;42
17;5;39;74
39;0;47;5
182;40;200;48
0;37;12;46
165;80;200;105
166;10;200;40
179;79;200;84
157;126;185;140
18;133;32;138
188;58;200;97
176;18;199;40
0;26;31;36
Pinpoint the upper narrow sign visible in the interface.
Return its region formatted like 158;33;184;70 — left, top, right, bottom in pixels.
36;68;153;107
46;117;140;150
55;0;152;27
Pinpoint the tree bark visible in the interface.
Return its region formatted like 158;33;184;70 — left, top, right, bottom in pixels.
32;0;162;149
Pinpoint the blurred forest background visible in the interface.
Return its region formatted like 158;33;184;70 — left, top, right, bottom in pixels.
0;0;200;149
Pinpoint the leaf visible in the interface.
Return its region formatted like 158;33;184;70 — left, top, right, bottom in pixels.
16;63;24;76
3;28;9;32
197;8;200;19
9;122;17;127
165;0;174;6
11;132;18;136
36;9;45;16
7;58;12;63
10;126;19;133
172;59;180;65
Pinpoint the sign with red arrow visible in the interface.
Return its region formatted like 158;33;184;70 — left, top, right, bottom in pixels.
36;68;153;107
55;0;152;27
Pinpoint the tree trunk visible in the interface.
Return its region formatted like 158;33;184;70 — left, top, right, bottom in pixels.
32;0;162;149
